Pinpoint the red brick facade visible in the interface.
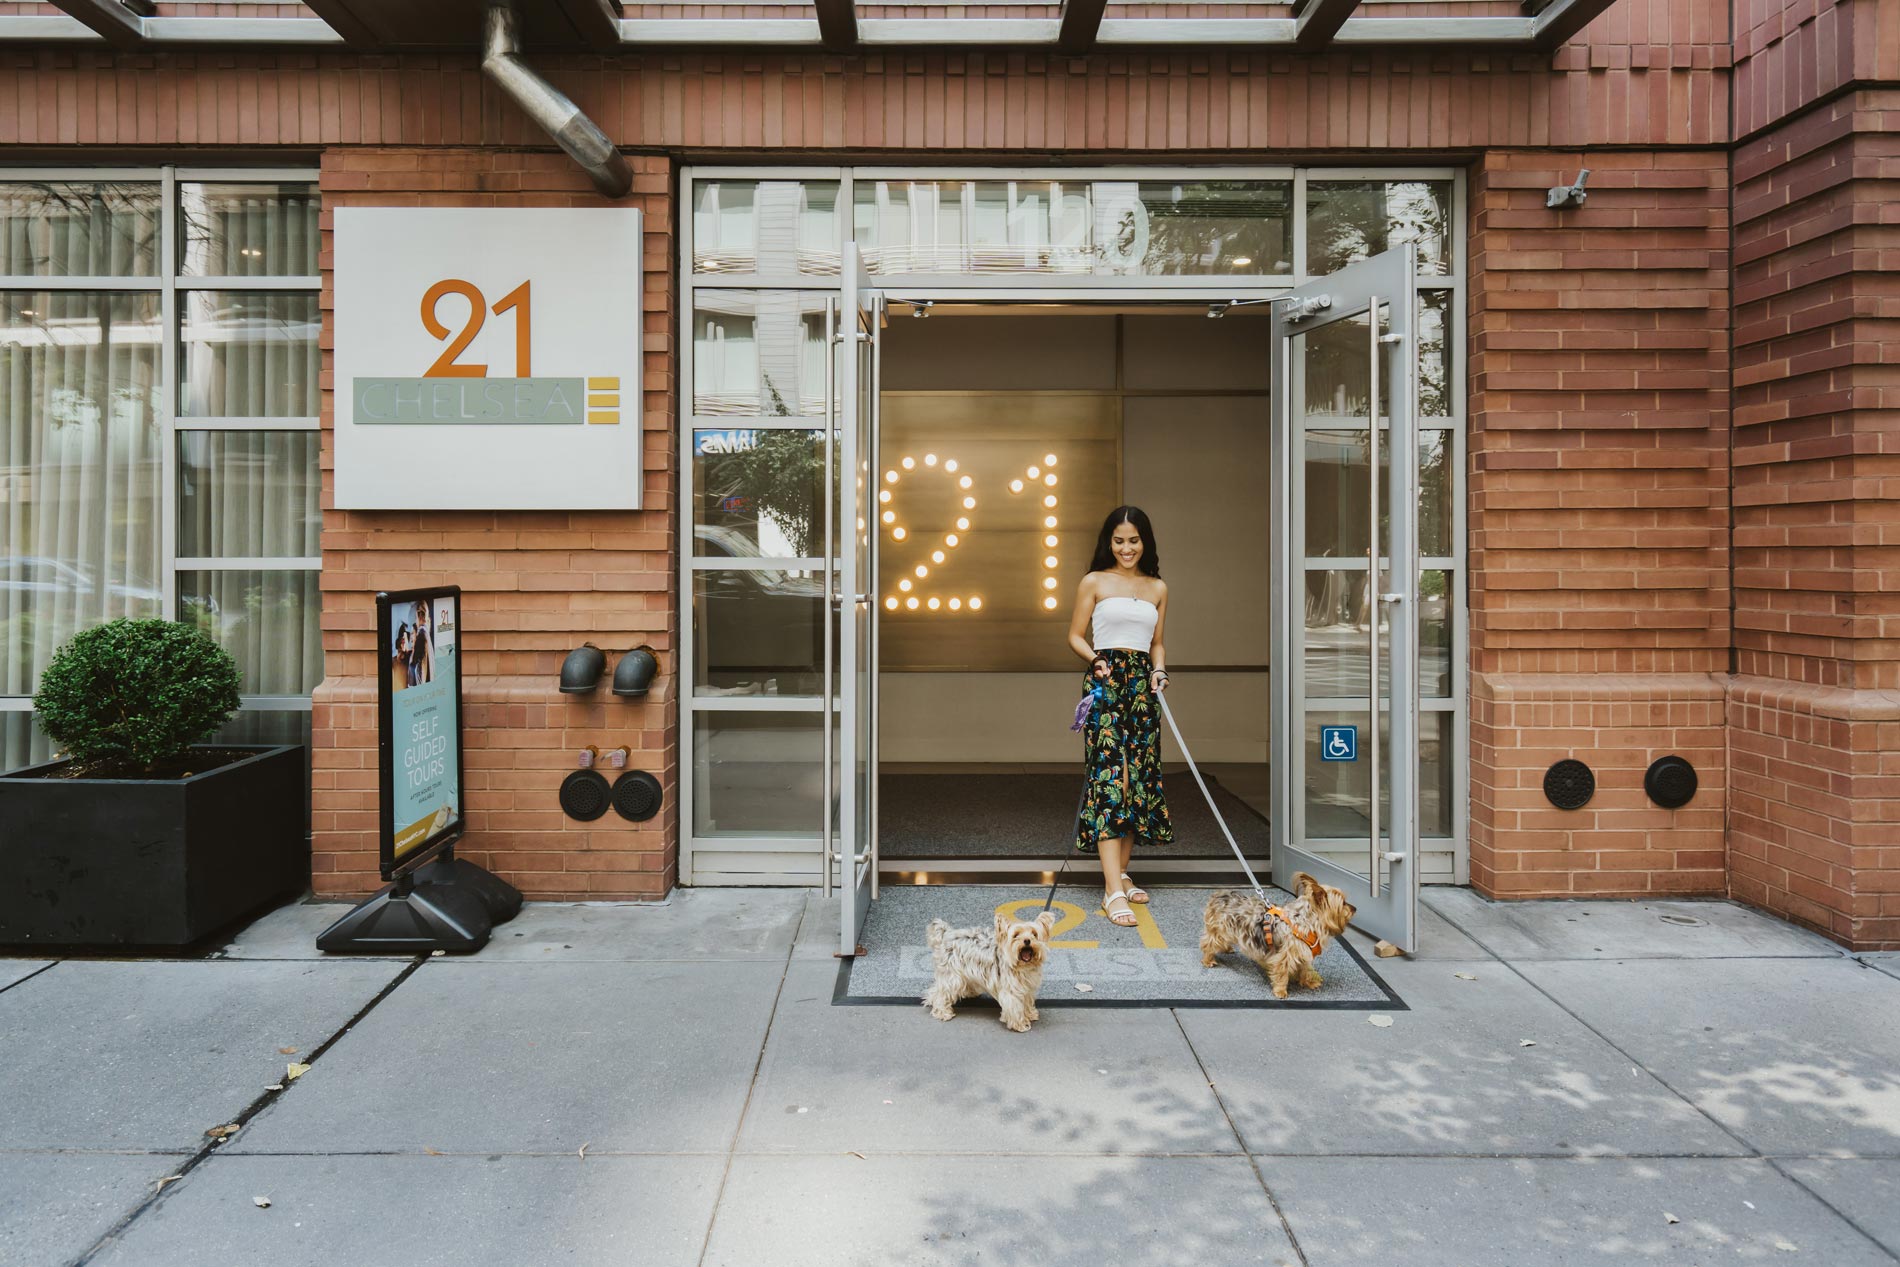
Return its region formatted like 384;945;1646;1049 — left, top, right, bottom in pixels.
2;0;1894;944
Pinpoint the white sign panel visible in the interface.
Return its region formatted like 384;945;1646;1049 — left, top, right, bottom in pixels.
333;207;644;509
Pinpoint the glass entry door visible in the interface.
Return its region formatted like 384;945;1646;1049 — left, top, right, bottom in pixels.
831;242;882;954
1270;246;1421;951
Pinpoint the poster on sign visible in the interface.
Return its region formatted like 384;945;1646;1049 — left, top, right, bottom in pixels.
377;585;464;879
332;206;644;510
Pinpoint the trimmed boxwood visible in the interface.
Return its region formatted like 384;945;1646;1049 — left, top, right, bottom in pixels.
33;618;242;775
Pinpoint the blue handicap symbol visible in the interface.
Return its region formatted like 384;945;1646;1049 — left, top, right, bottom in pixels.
1320;726;1358;762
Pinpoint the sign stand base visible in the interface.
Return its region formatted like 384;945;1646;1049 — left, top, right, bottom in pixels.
316;853;522;955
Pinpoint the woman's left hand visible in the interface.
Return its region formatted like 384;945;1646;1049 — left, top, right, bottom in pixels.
1150;670;1169;694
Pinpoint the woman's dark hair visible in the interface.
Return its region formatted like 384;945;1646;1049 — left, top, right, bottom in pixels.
1089;505;1161;577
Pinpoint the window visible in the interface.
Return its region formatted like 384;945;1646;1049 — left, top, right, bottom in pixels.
0;170;321;771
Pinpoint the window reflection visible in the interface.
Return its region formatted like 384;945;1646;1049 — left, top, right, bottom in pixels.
178;183;319;277
852;179;1292;277
0;182;160;277
692;180;841;276
693;428;828;558
1305;180;1453;277
179;291;319;417
692;292;830;416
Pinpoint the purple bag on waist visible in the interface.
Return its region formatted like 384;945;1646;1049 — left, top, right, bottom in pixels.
1071;692;1094;732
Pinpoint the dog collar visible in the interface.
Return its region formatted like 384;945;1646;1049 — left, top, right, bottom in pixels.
1264;905;1323;957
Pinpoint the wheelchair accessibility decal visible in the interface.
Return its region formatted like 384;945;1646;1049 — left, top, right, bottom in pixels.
1321;725;1358;762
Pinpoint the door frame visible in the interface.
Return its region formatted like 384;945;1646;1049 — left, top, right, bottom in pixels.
676;165;1468;891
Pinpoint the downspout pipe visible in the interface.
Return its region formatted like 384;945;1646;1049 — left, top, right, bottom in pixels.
481;0;632;200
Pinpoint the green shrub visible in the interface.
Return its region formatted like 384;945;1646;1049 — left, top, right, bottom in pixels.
34;618;242;772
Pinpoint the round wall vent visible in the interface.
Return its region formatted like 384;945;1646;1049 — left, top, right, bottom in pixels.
559;769;612;821
1543;759;1596;811
611;770;664;822
1645;755;1698;809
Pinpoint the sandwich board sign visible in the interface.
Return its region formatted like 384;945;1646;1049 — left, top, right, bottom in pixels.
377;585;464;879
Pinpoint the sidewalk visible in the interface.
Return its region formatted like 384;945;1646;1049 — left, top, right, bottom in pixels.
3;889;1897;1267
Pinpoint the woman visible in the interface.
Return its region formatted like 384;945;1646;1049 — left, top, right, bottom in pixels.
408;601;434;686
390;625;413;696
1066;505;1173;929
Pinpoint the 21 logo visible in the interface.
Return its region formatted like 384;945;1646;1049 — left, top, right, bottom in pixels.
878;452;1066;614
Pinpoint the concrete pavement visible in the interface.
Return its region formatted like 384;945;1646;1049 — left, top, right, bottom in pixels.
1;887;1896;1267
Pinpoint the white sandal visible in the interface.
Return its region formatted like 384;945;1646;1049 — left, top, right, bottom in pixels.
1100;891;1138;927
1121;873;1149;904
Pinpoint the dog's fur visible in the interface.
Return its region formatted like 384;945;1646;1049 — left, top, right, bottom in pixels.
924;910;1055;1032
1200;873;1356;998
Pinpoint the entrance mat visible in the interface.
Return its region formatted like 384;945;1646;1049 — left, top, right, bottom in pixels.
835;884;1404;1010
879;772;1270;861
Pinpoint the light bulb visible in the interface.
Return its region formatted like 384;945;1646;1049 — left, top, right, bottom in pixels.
906;597;919;610
899;578;912;592
1043;576;1058;590
932;550;945;564
944;459;959;472
901;456;915;470
1043;494;1057;508
945;533;959;547
1010;479;1024;493
924;453;938;466
885;470;898;483
1045;453;1057;466
879;489;892;503
1044;516;1058;529
1044;555;1058;568
948;597;962;611
927;597;941;610
958;475;973;489
1043;596;1059;609
1044;473;1057;486
963;497;976;509
893;527;907;541
956;518;970;531
969;597;983;611
882;510;895;524
1027;466;1041;479
1044;534;1058;548
885;597;899;610
856;518;864;531
915;564;928;578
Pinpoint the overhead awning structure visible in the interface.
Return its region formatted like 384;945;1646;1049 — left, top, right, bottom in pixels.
14;0;1621;54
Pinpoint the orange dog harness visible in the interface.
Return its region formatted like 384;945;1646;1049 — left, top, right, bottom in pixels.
1264;905;1323;956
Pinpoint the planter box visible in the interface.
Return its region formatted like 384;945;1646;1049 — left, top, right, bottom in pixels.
0;745;307;949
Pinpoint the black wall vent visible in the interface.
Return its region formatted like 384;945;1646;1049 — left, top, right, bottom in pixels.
611;770;664;822
559;769;612;821
1543;759;1596;810
1644;755;1698;809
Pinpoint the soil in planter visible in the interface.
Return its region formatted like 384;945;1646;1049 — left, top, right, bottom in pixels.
22;748;261;781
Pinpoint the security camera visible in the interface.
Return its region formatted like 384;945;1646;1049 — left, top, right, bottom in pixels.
1546;169;1590;210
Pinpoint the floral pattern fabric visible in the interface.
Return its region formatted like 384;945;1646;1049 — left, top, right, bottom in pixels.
1075;648;1174;853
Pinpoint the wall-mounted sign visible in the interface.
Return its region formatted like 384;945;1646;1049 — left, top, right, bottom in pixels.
378;585;464;879
334;207;644;509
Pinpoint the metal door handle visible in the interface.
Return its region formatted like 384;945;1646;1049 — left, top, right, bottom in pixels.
1366;299;1382;895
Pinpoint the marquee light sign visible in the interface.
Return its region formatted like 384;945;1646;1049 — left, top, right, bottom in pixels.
879;449;1064;615
333;207;644;510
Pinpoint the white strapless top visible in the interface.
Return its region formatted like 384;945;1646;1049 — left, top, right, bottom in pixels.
1091;595;1157;653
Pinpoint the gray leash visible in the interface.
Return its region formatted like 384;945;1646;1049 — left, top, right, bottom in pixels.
1157;691;1268;900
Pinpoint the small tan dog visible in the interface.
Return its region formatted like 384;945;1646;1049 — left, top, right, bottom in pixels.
1200;873;1356;999
924;910;1055;1032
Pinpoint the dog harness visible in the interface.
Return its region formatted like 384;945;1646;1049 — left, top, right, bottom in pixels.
1263;905;1323;957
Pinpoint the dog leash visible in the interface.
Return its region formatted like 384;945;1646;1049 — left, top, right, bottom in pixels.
1156;691;1268;901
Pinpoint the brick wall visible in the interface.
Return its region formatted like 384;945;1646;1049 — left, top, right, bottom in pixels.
310;150;678;900
1466;149;1733;896
1728;87;1900;945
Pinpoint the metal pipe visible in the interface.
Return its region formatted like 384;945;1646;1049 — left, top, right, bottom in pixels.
481;0;631;200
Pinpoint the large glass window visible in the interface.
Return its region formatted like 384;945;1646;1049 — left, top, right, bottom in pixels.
853;178;1292;277
0;172;321;772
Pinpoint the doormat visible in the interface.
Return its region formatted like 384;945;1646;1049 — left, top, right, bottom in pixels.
834;884;1405;1010
878;772;1270;860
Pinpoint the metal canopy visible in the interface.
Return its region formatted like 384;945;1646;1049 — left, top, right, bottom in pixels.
0;0;1621;52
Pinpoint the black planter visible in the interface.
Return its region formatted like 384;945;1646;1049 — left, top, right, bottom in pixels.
0;744;307;949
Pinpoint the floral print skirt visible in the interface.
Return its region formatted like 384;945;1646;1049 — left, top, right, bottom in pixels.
1075;648;1174;853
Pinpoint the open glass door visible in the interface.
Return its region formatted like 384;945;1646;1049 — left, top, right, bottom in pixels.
834;242;882;954
1270;246;1420;951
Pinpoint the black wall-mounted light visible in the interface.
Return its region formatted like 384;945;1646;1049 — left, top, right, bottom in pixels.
559;643;606;694
612;645;659;698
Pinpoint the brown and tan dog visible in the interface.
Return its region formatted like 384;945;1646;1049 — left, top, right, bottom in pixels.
1200;873;1356;998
